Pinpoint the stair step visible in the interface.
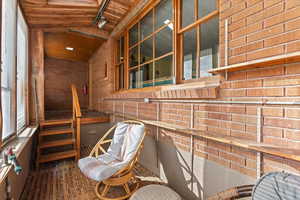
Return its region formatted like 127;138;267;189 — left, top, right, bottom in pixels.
39;150;77;163
39;128;73;137
40;119;72;127
39;138;75;149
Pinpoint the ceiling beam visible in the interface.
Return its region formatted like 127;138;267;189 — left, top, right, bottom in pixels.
34;26;110;40
47;0;98;8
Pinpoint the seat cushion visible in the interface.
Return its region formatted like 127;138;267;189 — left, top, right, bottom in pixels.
130;185;181;200
78;154;125;182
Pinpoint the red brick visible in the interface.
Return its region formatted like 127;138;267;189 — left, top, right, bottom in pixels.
231;2;263;23
286;108;300;118
284;129;300;141
286;87;300;96
286;63;300;74
263;126;283;137
262;107;284;117
247;66;284;79
219;151;246;165
287;40;300;53
264;29;300;47
247;24;284;42
246;45;284;61
264;0;282;8
247;88;284;97
286;0;300;10
231;79;262;88
264;117;300;129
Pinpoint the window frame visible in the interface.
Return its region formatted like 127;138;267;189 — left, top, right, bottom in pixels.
0;2;29;146
177;0;219;83
114;0;220;91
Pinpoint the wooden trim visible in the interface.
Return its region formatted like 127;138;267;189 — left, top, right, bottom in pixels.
209;51;300;74
178;10;219;34
0;0;2;145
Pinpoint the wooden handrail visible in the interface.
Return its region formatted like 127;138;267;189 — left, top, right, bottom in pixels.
71;84;82;118
71;84;82;160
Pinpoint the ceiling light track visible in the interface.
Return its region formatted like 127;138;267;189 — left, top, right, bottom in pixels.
94;0;111;27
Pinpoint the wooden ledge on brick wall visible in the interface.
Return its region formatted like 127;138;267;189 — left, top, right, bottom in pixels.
110;75;221;99
108;112;300;163
209;51;300;74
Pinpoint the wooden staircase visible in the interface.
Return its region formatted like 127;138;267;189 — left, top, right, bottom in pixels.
37;85;82;167
37;119;77;166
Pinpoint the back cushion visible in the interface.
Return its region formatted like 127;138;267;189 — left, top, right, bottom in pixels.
120;124;145;162
107;122;129;160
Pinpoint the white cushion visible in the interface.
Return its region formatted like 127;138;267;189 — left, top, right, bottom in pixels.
78;122;145;182
130;185;181;200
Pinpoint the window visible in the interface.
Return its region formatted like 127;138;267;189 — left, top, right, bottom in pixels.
17;6;28;132
115;36;125;90
128;0;174;89
115;0;219;90
1;0;17;140
181;0;219;81
1;1;28;142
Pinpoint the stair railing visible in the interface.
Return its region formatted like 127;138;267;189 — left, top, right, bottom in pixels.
71;84;82;159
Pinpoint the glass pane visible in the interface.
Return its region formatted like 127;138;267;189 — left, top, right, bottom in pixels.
140;11;153;40
120;37;125;62
199;16;219;77
155;27;173;58
129;24;139;47
141;63;154;88
129;68;139;89
140;37;153;64
154;55;173;86
118;64;124;89
2;89;12;139
129;46;139;67
198;0;217;18
183;29;197;80
181;0;195;28
155;0;173;30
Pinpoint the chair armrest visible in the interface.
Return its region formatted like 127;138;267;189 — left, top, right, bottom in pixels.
208;185;254;200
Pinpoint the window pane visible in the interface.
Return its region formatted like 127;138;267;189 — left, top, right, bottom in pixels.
2;0;17;139
140;37;153;64
154;55;173;86
181;0;195;28
129;24;139;47
118;64;124;89
198;0;217;18
155;0;173;30
120;37;124;62
129;46;139;67
2;90;12;139
155;27;173;58
199;16;219;77
141;62;154;88
140;11;153;40
129;69;139;89
183;29;197;80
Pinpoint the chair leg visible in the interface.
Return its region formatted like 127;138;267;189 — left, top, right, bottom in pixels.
101;184;110;197
123;183;131;194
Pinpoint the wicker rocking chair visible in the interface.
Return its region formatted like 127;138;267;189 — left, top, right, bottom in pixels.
78;120;145;200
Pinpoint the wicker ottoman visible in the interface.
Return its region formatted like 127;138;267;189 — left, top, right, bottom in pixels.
130;185;182;200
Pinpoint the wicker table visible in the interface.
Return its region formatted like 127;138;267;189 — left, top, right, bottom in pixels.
130;184;182;200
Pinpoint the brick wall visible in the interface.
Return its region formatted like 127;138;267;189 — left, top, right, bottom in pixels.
220;0;300;66
89;0;300;178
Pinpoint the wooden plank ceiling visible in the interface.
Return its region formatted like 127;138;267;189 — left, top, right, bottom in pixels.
20;0;138;32
44;32;105;62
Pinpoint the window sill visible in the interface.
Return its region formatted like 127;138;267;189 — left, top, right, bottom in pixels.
209;51;300;74
0;126;38;184
109;75;221;100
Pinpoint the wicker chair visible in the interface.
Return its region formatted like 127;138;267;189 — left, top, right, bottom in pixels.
78;120;146;200
207;185;254;200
